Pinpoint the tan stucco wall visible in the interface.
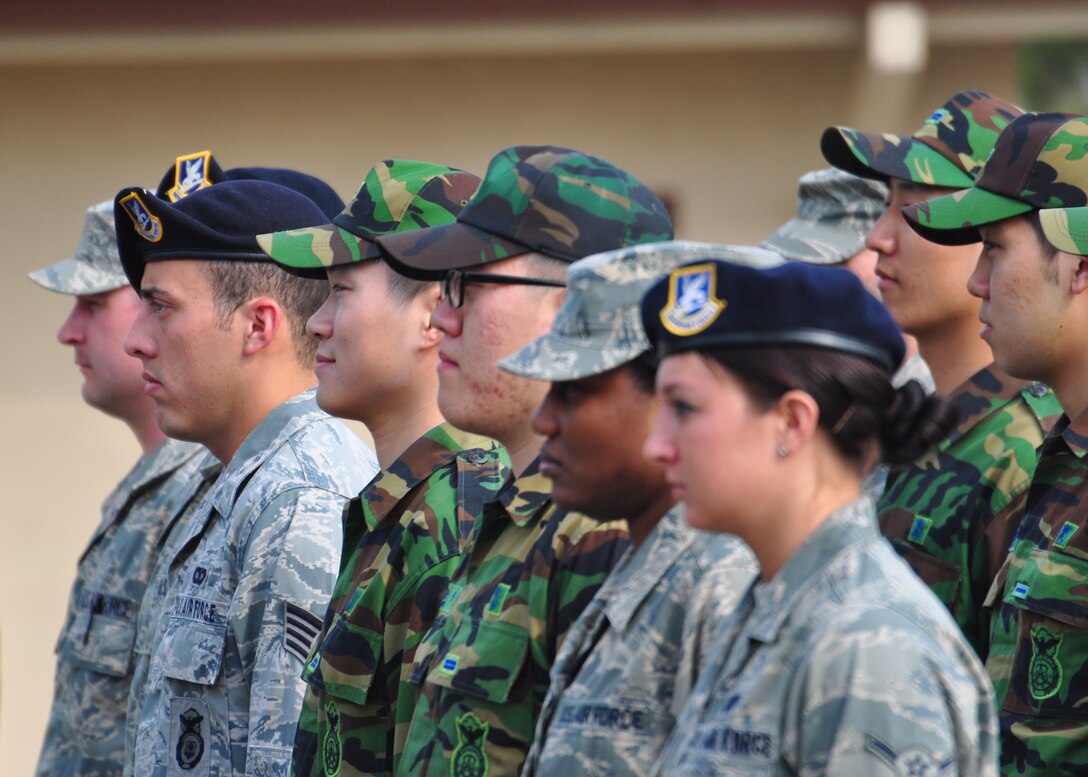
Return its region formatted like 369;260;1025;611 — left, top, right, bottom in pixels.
0;41;1018;773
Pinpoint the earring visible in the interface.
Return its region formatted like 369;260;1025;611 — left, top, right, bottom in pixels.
777;444;788;458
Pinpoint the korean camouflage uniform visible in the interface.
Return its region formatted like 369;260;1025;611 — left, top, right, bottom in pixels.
521;508;756;777
985;407;1088;776
35;437;207;777
124;450;222;777
652;498;998;777
291;424;508;777
397;461;630;777
130;390;377;777
878;366;1059;657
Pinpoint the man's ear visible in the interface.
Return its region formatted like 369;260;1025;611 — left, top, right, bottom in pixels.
239;297;283;356
416;285;443;352
775;389;820;457
1070;254;1088;296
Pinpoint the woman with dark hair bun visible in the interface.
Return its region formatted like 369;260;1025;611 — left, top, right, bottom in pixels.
639;259;997;776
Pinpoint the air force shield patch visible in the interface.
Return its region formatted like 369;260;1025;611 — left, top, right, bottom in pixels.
119;192;163;243
165;150;214;202
660;263;726;336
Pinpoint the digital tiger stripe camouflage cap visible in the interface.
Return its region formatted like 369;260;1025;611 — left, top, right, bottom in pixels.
821;89;1023;188
499;241;783;382
29;200;128;295
256;160;481;279
903;112;1088;246
375;145;674;280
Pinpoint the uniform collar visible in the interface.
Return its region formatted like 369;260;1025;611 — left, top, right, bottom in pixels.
941;364;1030;449
600;507;695;632
745;497;877;644
210;388;326;517
497;455;555;526
1047;408;1088;459
355;423;502;533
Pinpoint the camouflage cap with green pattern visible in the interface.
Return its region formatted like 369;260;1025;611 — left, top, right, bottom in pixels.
1039;206;1088;256
821;89;1023;188
375;145;674;280
256;160;481;279
29;200;128;295
498;241;783;382
760;168;887;264
903;112;1088;246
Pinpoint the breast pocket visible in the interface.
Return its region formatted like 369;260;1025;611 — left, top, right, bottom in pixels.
1000;546;1088;720
422;618;530;704
312;614;384;705
161;617;229;687
63;605;140;678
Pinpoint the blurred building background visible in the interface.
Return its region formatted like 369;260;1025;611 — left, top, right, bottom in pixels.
2;0;1087;771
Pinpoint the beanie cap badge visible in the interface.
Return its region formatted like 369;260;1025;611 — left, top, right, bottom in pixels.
659;262;727;336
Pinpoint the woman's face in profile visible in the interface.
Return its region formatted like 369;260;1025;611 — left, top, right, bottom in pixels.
643;351;780;534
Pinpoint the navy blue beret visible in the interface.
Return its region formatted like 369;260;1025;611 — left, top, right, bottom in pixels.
640;259;905;371
115;179;329;289
154;150;345;219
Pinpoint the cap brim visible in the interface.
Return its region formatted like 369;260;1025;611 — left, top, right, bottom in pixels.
821;127;975;188
902;187;1033;246
28;257;129;295
498;332;645;382
256;224;380;279
759;219;865;265
376;220;531;280
1040;208;1088;256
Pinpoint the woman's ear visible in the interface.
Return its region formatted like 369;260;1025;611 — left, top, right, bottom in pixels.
775;389;820;457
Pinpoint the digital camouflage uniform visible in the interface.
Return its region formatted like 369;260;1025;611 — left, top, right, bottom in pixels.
897;113;1088;777
878;367;1059;657
397;464;630;777
27;199;214;777
290;425;508;777
34;438;208;777
131;390;377;777
651;498;999;777
123;451;221;777
497;242;777;777
520;510;756;777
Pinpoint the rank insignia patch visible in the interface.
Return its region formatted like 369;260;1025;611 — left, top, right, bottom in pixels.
865;734;955;776
119;192;163;243
659;263;726;336
176;707;205;771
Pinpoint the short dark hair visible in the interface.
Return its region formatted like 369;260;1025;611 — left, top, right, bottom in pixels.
382;260;436;308
625;350;659;394
701;346;957;469
203;260;328;366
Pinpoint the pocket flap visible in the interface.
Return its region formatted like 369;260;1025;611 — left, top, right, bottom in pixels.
310;616;384;705
1003;545;1088;629
161;619;228;686
423;619;529;704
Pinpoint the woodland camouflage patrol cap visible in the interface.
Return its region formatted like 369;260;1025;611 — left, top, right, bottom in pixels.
376;145;674;280
29;200;128;295
257;160;481;279
499;241;783;382
821;89;1023;188
903;112;1088;245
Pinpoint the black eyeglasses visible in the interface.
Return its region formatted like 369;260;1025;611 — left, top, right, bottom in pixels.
442;269;566;309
